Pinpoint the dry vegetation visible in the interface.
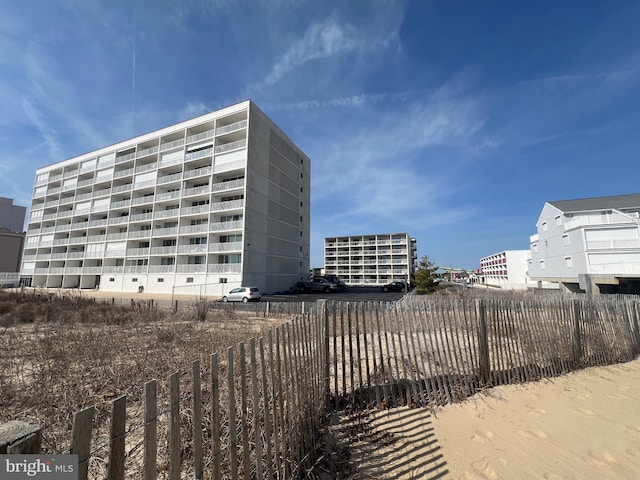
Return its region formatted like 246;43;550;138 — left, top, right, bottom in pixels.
0;288;289;461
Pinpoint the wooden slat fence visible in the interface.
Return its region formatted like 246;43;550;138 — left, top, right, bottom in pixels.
20;295;640;479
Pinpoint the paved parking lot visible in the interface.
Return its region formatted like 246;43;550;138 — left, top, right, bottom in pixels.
262;286;407;303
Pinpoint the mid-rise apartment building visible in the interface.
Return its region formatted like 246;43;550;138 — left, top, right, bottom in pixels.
21;101;310;295
528;193;640;294
324;233;417;286
479;250;530;290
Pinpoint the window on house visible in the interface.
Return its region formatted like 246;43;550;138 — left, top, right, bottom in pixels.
565;257;573;268
542;222;548;232
132;278;138;282
555;215;562;226
562;235;570;246
539;260;545;270
186;277;194;283
157;278;164;283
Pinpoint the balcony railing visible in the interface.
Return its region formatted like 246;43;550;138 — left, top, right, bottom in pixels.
157;173;182;184
86;235;106;242
108;216;129;225
135;162;157;174
565;212;639;230
156;191;181;201
129;212;153;222
183;185;211;197
115;152;136;164
186;130;214;144
215;119;247;136
183;167;212;179
112;184;133;193
211;178;244;193
125;266;148;273
114;168;134;179
177;245;208;254
185;147;213;161
177;264;206;273
149;265;176;273
180;224;208;234
137;145;159;158
111;200;131;209
586;239;640;250
154;227;178;236
107;233;128;241
103;266;124;273
132;196;155;205
126;248;150;256
210;199;243;212
154;209;179;219
208;242;242;253
160;138;185;151
207;263;241;273
129;230;151;239
214;139;246;154
150;246;176;255
181;205;210;215
209;220;242;231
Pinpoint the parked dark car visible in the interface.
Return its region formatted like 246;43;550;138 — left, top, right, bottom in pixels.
320;274;347;291
382;281;406;293
293;281;313;293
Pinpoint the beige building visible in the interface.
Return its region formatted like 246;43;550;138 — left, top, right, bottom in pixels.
21;101;310;294
324;233;417;286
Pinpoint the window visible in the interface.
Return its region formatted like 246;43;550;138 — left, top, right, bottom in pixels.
109;278;115;282
186;277;194;283
157;278;164;283
162;239;176;247
189;237;207;245
539;260;545;270
562;235;570;246
555;215;562;226
565;257;573;268
187;256;205;264
161;257;175;265
219;278;227;284
132;278;138;282
220;234;242;243
542;222;548;232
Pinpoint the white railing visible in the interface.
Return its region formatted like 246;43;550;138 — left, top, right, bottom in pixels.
129;230;151;239
589;262;640;275
586;238;640;250
186;130;214;144
215;119;247;136
86;235;106;242
154;227;178;236
181;205;210;215
104;250;126;258
22;255;37;262
210;199;243;212
159;156;183;168
154;209;179;219
48;187;61;195
184;167;212;179
208;242;242;253
214;139;246;154
93;188;111;197
137;145;159;157
111;200;131;209
53;238;68;245
108;216;129;225
158;173;182;184
64;267;82;274
60;196;75;205
149;265;175;273
67;252;85;259
177;245;208;254
103;266;124;273
209;221;242;231
132;196;155;205
49;174;63;182
55;224;71;232
114;168;134;179
185;147;213;161
48;267;65;274
78;179;94;187
211;178;244;192
160;138;185;151
83;267;102;274
179;224;208;234
156;191;181;201
126;248;150;256
565;212;638;230
125;266;148;273
177;264;206;273
129;212;153;222
135;162;157;173
151;246;176;255
107;233;128;241
112;184;133;193
116;152;136;163
207;263;241;273
183;185;210;197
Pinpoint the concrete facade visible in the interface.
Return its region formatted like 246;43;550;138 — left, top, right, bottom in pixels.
21;101;310;295
0;197;26;233
324;233;417;286
479;250;530;290
528;193;640;294
0;197;26;284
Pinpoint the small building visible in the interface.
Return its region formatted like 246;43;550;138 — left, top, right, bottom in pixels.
528;193;640;294
479;250;530;290
0;197;26;286
324;233;417;286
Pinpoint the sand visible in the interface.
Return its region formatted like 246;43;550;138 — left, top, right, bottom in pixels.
335;358;640;479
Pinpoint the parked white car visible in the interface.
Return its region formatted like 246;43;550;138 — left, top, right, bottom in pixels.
222;287;262;303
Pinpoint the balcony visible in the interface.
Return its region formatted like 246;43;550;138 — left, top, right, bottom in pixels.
184;167;212;179
209;220;242;232
103;266;124;273
108;216;129;225
207;263;241;273
126;248;150;257
208;242;242;253
154;227;178;236
158;173;182;184
55;224;71;232
183;185;211;197
182;205;210;215
114;168;134;179
111;200;131;209
214;139;246;154
83;267;102;274
565;212;639;231
67;252;85;259
104;250;126;258
125;266;148;273
129;212;153;222
137;145;159;158
53;238;69;245
156;191;181;201
113;184;133;194
210;199;244;212
180;224;208;234
154;209;179;219
160;138;185;151
177;244;208;254
151;246;176;255
135;162;157;173
107;233;127;241
149;265;176;273
215;119;247;136
586;239;640;250
89;219;108;227
185;147;213;162
177;264;206;273
86;235;106;242
129;230;151;239
132;196;155;206
186;129;214;144
115;152;136;164
93;188;111;198
211;178;244;193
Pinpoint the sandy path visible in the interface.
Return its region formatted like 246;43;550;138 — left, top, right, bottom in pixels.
337;358;640;479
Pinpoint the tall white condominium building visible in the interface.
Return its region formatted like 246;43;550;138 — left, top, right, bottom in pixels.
324;233;417;286
21;101;311;295
479;250;530;290
528;193;640;294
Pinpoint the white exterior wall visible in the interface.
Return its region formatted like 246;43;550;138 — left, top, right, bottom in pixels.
529;201;640;286
324;233;417;286
21;101;310;296
479;250;530;290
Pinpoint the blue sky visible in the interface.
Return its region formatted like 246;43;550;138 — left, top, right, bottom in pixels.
2;0;640;270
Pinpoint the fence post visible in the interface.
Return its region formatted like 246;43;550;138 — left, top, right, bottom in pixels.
0;421;41;454
572;300;583;366
475;299;490;385
317;299;330;410
106;395;126;480
168;373;180;480
70;406;95;480
143;380;157;480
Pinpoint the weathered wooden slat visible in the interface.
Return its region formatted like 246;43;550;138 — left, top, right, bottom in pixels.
168;372;180;480
238;342;250;479
106;395;126;480
249;338;264;480
143;380;157;480
259;337;274;480
0;421;41;454
192;360;203;480
227;347;238;480
70;405;95;480
210;354;221;480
